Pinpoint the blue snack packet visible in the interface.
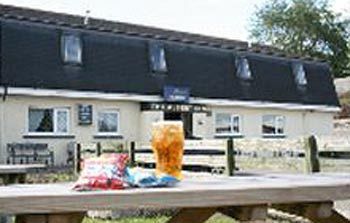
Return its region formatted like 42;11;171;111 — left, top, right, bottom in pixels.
125;167;179;188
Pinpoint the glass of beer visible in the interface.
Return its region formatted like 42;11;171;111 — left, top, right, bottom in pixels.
151;121;184;180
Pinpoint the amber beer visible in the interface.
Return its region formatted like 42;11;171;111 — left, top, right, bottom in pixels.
151;121;184;179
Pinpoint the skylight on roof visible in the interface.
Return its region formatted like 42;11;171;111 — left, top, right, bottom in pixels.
235;56;252;80
292;62;307;86
149;42;167;73
61;34;82;65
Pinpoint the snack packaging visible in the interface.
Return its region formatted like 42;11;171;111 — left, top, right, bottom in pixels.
72;153;129;191
151;121;184;180
125;167;179;188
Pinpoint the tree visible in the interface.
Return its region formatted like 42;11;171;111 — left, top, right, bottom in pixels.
249;0;350;77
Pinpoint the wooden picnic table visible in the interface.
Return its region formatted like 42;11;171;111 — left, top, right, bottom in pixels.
0;173;350;223
0;164;46;185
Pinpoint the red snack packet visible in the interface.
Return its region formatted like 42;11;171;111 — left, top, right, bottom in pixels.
72;153;129;191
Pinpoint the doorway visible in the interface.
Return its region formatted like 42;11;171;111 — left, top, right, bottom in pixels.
164;112;193;139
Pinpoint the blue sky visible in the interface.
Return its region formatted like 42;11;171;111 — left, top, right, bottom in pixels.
0;0;348;41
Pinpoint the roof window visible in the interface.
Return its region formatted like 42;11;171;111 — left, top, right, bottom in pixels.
61;34;82;65
149;42;167;73
235;56;252;80
292;62;307;86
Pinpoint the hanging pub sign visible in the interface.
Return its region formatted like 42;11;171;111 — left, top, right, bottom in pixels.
78;104;93;125
163;85;190;103
141;102;208;113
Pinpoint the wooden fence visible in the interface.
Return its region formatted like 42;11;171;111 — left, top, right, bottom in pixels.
73;135;350;175
132;139;235;176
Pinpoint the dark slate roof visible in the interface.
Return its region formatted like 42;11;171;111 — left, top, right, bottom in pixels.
0;4;340;107
0;4;249;51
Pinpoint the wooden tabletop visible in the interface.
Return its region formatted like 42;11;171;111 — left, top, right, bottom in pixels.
0;164;46;174
0;173;350;214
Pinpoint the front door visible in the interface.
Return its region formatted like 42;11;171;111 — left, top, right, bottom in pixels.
164;112;193;139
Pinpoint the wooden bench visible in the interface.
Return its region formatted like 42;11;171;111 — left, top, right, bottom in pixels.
6;143;54;166
0;164;46;185
0;173;350;223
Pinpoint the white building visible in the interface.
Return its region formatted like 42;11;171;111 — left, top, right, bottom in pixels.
0;4;340;165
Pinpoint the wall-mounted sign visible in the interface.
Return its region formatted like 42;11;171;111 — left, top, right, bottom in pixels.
78;104;93;125
163;86;190;103
141;102;208;113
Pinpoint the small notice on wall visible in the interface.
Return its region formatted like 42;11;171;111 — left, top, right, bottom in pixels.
78;104;93;125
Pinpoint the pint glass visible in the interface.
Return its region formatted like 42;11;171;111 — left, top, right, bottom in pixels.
151;121;184;180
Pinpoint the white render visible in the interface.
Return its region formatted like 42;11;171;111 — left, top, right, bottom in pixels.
0;94;336;165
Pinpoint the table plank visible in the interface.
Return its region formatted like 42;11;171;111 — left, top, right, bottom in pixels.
0;173;350;214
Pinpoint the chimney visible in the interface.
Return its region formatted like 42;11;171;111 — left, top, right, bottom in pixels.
84;10;90;25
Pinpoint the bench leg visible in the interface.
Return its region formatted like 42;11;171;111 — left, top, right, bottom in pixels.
2;174;26;185
166;208;217;223
219;204;268;222
273;202;350;223
305;209;350;223
15;213;85;223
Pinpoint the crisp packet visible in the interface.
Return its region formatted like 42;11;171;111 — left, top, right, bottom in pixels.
72;153;129;191
125;167;179;188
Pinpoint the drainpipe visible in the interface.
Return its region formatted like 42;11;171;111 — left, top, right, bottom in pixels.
2;85;8;101
0;86;4;163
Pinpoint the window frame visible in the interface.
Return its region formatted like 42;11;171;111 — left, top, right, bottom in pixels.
27;107;70;135
214;113;242;137
262;115;285;137
96;109;121;136
148;42;168;73
61;33;83;65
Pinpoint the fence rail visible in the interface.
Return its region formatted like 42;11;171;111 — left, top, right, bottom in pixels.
73;135;350;175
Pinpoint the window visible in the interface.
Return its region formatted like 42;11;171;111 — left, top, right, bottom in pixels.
98;110;120;134
215;113;241;136
262;115;285;136
235;56;252;80
61;34;82;64
28;108;69;134
149;43;167;73
292;62;307;85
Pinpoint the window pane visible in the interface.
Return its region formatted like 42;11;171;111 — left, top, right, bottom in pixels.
56;110;68;133
232;116;240;134
62;35;82;64
149;43;167;72
215;113;231;134
236;57;251;80
98;112;119;133
262;115;275;134
29;109;53;132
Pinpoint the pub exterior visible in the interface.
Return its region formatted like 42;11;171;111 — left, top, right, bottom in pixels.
0;4;340;165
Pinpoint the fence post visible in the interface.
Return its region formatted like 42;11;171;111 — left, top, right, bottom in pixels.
96;142;102;157
304;135;320;173
129;141;136;167
226;138;235;176
75;143;81;174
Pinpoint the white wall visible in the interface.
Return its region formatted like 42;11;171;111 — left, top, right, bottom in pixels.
0;95;336;164
1;96;140;165
206;106;334;139
139;111;163;143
